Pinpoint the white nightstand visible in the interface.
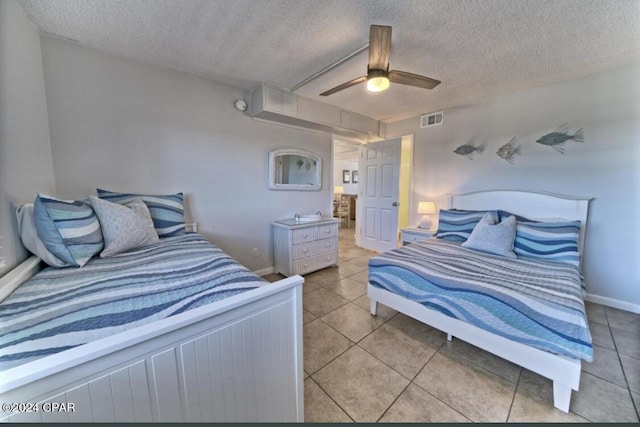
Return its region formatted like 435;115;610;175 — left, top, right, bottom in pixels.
400;227;435;245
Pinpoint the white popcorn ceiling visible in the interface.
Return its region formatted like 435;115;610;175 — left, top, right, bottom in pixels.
18;0;640;123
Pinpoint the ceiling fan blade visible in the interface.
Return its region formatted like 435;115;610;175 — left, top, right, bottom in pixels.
389;70;441;89
368;25;392;71
320;76;368;96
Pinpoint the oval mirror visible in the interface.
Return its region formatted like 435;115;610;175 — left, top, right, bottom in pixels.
268;148;322;191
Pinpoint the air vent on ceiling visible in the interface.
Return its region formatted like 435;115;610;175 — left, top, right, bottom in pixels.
420;111;443;128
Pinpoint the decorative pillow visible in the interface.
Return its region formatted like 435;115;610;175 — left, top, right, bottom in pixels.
514;220;581;266
462;214;517;258
89;196;161;257
16;203;68;267
33;194;104;267
96;189;185;238
435;209;499;242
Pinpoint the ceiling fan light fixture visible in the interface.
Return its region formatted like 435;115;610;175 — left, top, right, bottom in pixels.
367;76;390;92
366;69;390;93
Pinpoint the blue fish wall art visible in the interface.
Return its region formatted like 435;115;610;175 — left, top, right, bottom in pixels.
536;123;584;154
453;141;486;160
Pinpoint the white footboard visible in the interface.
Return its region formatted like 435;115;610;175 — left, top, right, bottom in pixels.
368;283;581;413
1;275;304;422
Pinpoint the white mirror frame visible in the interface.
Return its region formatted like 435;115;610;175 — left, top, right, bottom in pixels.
268;148;322;191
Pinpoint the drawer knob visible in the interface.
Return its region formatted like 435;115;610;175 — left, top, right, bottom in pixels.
325;230;331;234
303;234;308;238
303;249;308;253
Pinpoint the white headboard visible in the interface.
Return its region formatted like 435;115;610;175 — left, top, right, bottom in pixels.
449;190;592;257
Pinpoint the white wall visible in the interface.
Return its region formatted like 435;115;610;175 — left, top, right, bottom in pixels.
0;0;56;274
386;63;640;310
39;36;332;272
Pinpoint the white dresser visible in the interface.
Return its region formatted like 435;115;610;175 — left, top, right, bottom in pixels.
272;218;339;277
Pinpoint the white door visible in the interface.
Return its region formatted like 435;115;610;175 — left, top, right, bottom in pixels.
358;138;401;253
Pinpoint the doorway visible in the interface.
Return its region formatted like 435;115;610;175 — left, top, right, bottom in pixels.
332;134;413;252
332;137;360;231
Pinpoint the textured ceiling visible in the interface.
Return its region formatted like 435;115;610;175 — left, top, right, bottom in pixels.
18;0;640;123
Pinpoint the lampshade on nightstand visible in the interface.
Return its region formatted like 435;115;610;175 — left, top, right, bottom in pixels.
417;201;436;229
334;186;344;194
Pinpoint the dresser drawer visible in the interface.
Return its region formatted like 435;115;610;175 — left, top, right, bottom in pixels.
293;252;337;275
314;237;337;254
292;241;315;260
292;228;315;244
316;224;337;239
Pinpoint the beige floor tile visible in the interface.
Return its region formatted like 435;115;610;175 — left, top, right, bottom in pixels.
303;319;352;374
571;372;638;422
345;255;372;269
303;288;349;317
413;352;515;422
304;378;352;422
302;280;322;294
620;353;640;393
379;384;469;422
260;272;286;282
349;270;370;285
508;388;589;422
439;338;521;384
517;369;553;401
321;303;386;342
605;306;640;332
303;308;317;324
582;344;626;387
335;261;367;279
589;321;615;350
304;370;309;379
585;301;608;326
611;326;640;359
313;346;409;422
353;294;398;320
304;267;342;285
322;277;367;301
359;319;440;380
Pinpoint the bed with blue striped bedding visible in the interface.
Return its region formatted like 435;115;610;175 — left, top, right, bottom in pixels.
369;238;593;362
0;233;267;370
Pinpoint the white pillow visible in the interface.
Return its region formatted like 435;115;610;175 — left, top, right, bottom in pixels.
89;195;161;257
462;213;517;258
15;203;68;267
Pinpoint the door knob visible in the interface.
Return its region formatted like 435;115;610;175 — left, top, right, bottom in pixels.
392;202;399;207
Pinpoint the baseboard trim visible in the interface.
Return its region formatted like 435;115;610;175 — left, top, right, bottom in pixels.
254;266;275;277
585;293;640;314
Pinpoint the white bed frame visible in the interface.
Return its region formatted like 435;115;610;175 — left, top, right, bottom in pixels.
368;189;591;413
0;256;304;422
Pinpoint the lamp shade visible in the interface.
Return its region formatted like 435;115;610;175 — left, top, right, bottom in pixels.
334;186;344;194
417;201;436;214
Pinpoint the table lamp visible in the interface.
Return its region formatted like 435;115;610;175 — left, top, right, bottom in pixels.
417;201;436;229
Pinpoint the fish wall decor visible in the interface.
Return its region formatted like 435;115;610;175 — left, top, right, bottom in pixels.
536;123;584;154
496;137;521;164
453;141;486;160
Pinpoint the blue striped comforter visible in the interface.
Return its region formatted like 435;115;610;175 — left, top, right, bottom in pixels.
0;234;267;370
369;239;593;362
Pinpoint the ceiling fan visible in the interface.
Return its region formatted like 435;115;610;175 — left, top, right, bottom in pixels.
320;25;441;96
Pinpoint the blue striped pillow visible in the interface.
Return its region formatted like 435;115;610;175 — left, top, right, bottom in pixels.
514;221;581;266
33;194;104;267
97;189;185;238
435;209;499;242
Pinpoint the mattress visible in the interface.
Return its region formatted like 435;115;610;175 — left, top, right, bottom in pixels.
368;238;593;362
0;234;267;370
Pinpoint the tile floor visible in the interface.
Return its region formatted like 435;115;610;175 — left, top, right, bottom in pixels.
264;226;640;422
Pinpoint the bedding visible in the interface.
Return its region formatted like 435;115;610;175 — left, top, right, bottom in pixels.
435;209;498;242
0;233;267;371
368;238;593;362
33;194;104;267
97;189;186;238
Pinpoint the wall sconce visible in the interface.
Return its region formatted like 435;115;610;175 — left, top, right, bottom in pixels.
417;201;436;229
